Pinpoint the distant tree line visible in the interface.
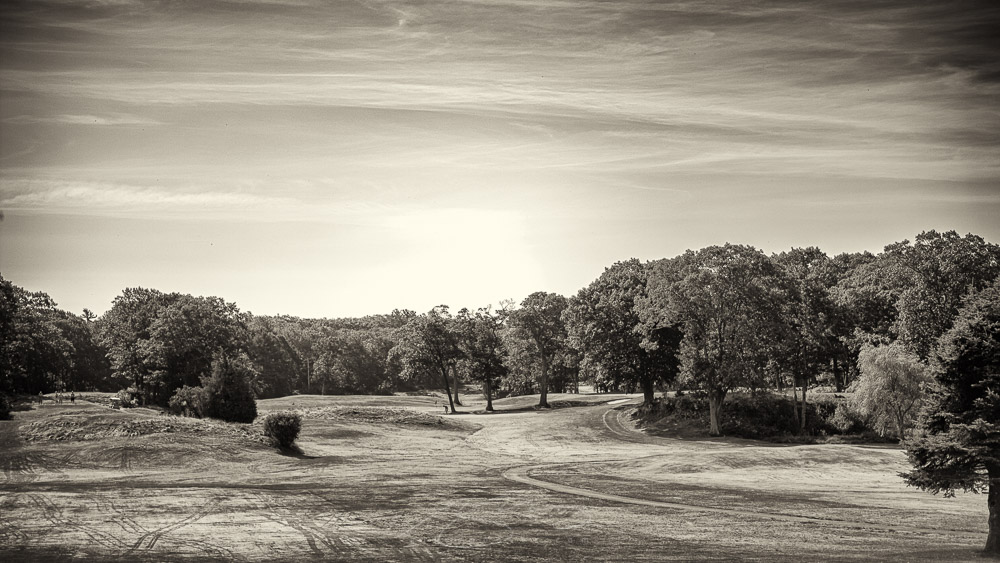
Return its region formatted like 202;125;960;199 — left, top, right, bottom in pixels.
2;230;997;425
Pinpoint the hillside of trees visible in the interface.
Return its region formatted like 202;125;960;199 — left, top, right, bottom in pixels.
2;229;997;437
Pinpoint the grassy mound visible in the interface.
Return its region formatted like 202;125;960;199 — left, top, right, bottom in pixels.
16;403;266;444
295;406;479;431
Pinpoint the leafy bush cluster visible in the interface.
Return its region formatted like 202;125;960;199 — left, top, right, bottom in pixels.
829;401;869;434
639;392;882;440
263;411;301;448
167;385;204;417
162;354;258;424
116;388;139;408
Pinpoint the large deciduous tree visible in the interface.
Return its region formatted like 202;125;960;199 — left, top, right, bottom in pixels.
902;280;1000;556
510;292;568;409
1;275;111;395
772;247;841;431
641;245;788;436
141;294;246;405
1;282;72;395
391;306;463;413
565;259;680;405
99;289;247;406
885;230;1000;359
456;303;512;412
97;288;172;402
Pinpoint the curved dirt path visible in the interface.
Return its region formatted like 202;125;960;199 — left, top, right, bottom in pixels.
500;401;982;537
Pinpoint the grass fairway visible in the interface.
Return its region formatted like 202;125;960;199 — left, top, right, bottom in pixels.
0;393;988;561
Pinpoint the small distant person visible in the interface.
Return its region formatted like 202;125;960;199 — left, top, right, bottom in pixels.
443;405;448;414
70;392;75;403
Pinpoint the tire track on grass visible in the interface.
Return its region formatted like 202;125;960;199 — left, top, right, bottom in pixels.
502;464;981;538
502;403;982;539
123;500;216;555
24;493;130;551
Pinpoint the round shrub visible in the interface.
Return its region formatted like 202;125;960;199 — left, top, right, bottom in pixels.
168;385;204;417
263;411;302;448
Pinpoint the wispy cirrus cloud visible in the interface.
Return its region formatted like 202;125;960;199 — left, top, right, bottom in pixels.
1;0;998;317
3;113;161;126
0;179;391;222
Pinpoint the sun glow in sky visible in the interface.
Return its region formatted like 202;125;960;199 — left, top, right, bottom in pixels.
1;0;998;317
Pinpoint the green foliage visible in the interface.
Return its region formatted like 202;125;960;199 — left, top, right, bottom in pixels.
852;342;929;441
456;303;512;410
243;315;300;399
640;245;791;435
509;292;569;408
263;411;302;448
640;392;845;439
565;259;679;404
884;230;1000;360
168;385;204;417
116;387;138;408
390;306;464;411
97;287;170;399
903;279;1000;496
0;274;112;396
771;247;849;398
829;401;869;435
200;354;258;423
311;329;399;395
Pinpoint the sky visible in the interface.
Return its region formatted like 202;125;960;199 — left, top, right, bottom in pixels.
1;0;998;318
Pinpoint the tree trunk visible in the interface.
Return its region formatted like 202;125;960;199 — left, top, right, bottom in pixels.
440;368;456;414
450;364;462;406
642;376;655;406
792;381;800;428
987;463;1000;556
799;381;807;433
538;354;550;408
832;356;843;393
896;410;906;444
485;374;494;412
708;388;726;436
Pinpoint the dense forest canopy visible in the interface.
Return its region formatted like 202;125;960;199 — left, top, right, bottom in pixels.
3;229;998;416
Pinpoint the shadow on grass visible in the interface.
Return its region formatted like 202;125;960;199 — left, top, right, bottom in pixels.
274;444;319;459
464;400;598;416
9;395;43;412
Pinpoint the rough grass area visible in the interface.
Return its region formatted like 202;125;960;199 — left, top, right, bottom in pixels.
296;406;480;432
13;401;268;444
18;412;268;443
0;393;988;561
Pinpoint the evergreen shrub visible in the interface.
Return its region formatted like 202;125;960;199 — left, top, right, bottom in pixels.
200;354;258;423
